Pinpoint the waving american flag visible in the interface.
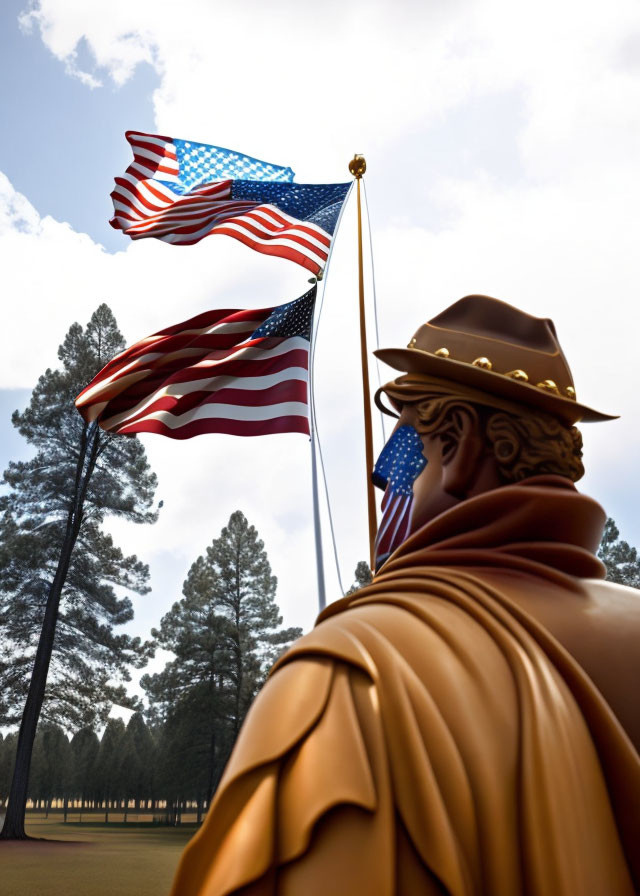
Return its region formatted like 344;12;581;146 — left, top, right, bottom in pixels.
110;131;350;275
75;288;316;439
373;425;427;570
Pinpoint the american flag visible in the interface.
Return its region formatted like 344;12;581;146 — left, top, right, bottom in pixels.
110;131;350;275
75;288;316;439
372;425;426;570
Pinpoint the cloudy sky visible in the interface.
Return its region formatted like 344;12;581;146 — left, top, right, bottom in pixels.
2;0;640;696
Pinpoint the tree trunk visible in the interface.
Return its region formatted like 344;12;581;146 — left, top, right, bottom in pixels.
0;425;98;840
63;796;68;824
234;563;243;737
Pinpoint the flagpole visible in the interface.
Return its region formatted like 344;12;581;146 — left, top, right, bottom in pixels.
307;187;353;613
306;279;327;611
349;155;377;571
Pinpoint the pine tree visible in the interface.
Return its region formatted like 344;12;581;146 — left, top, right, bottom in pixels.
598;518;640;588
346;560;373;594
143;511;301;806
120;713;156;816
28;724;72;819
0;305;159;839
94;718;126;823
70;727;100;810
205;510;302;729
0;733;16;808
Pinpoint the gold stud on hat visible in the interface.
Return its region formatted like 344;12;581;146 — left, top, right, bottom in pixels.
505;369;529;382
536;379;560;394
434;347;450;358
472;357;492;370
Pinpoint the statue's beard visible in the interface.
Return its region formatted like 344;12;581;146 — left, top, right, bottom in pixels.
372;424;426;571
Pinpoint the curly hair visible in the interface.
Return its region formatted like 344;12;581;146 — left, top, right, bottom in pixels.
379;375;585;483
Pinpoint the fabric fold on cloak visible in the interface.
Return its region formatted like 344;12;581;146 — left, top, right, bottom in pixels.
169;476;639;896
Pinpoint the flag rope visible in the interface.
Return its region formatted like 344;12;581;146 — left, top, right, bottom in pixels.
362;179;388;444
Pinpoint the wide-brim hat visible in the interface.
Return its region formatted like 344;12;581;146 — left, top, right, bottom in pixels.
374;294;616;425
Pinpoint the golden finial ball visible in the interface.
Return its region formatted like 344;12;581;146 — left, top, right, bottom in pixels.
349;154;367;178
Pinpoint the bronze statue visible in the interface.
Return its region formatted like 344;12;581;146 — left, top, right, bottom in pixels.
170;295;640;896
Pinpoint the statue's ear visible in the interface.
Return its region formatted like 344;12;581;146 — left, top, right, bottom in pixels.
440;404;484;498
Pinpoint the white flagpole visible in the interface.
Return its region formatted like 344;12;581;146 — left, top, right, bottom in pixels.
307;182;354;614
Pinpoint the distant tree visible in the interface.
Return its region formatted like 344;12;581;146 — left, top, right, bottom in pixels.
28;723;72;818
0;733;16;808
94;718;126;823
0;305;159;840
346;560;373;595
598;518;640;588
143;511;301;811
120;713;156;818
70;727;100;811
154;692;222;825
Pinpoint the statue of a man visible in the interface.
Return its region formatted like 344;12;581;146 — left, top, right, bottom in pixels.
171;295;639;896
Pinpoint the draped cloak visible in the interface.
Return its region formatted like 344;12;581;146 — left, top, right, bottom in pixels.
170;476;640;896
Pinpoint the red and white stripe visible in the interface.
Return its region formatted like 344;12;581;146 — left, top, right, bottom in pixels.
374;490;413;569
75;306;310;439
110;131;330;275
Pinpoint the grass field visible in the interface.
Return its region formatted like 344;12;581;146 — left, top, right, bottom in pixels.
0;814;197;896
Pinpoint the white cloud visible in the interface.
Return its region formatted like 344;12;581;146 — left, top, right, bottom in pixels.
19;0;640;178
0;171;41;234
19;0;156;86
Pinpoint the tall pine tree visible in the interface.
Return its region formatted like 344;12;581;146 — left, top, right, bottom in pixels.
0;305;158;839
143;511;301;806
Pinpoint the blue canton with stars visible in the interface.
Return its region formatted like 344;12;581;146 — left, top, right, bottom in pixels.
372;425;427;495
251;287;316;341
156;139;350;235
173;138;295;190
231;182;350;236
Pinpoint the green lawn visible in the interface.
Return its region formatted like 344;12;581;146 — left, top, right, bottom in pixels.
0;814;197;896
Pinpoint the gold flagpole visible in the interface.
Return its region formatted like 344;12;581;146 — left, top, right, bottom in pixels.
349;154;377;570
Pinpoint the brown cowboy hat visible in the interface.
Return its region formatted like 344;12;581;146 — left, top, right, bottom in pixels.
374;294;616;425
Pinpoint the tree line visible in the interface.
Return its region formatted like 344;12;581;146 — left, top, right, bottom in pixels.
1;303;639;839
1;713;213;825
